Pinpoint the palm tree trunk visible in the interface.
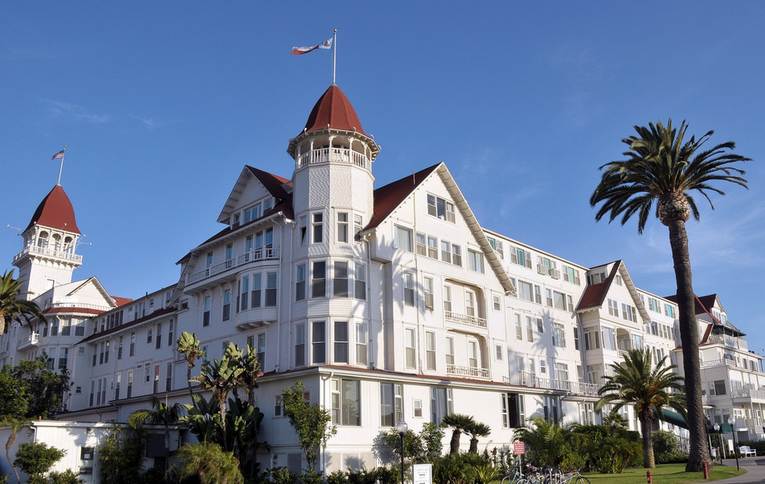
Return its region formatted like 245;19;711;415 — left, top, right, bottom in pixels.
0;310;6;335
469;436;478;454
449;429;461;454
187;366;201;413
667;219;709;472
640;412;655;468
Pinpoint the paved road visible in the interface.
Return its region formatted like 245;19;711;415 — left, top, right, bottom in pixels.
716;457;765;483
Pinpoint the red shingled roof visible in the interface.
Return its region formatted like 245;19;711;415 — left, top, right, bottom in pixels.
245;166;291;200
665;293;717;319
365;163;441;230
303;85;367;135
25;185;80;234
576;262;621;311
112;296;133;307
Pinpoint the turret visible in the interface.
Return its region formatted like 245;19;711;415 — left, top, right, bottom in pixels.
13;185;83;299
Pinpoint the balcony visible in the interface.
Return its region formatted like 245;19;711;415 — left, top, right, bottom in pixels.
18;332;39;351
503;371;599;396
187;247;279;285
296;147;370;170
446;364;490;379
700;358;763;374
732;388;765;403
444;311;487;329
13;245;83;264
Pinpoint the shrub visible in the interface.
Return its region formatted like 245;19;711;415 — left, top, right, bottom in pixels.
98;427;144;484
175;442;243;484
264;466;294;484
13;442;65;481
49;470;81;484
432;453;487;484
652;430;687;464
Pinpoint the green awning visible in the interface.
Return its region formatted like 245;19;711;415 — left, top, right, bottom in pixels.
659;408;688;429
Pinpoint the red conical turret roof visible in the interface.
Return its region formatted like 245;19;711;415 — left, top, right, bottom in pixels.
25;185;80;234
303;85;367;135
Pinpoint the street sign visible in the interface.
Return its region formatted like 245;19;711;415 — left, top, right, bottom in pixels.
513;441;526;455
412;463;432;484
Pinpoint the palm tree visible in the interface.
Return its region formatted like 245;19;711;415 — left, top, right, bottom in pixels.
597;348;686;469
233;343;261;403
0;270;44;334
129;397;184;457
192;344;244;443
441;414;475;454
465;420;491;454
0;417;29;483
514;417;572;469
177;331;205;410
176;441;244;484
590;119;751;471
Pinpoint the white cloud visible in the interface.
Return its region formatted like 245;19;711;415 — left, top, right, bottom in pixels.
42;99;110;124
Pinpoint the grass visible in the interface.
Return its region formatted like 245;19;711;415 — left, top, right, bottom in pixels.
584;463;745;483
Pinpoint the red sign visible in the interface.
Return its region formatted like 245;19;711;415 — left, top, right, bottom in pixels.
513;441;525;455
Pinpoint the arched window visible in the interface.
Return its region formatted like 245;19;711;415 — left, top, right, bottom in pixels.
37;231;49;249
63;236;73;254
52;233;62;251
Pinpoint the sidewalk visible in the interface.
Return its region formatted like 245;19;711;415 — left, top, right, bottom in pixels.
716;457;765;483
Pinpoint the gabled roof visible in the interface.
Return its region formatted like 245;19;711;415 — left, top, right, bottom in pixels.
65;276;116;306
362;162;516;295
25;185;80;234
216;166;292;224
303;85;367;136
577;262;620;311
112;296;133;307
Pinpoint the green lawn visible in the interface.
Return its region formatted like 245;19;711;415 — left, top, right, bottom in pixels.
584;464;744;483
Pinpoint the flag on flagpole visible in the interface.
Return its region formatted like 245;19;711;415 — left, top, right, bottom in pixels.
291;37;333;55
51;150;66;160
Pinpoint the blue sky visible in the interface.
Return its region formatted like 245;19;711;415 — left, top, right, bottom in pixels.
2;2;764;351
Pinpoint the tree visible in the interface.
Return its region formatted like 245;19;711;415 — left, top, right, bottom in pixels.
97;427;143;484
232;343;261;403
590;120;750;471
191;343;244;443
465;420;490;454
14;442;65;483
9;357;69;418
0;270;44;334
420;422;445;462
177;331;205;409
0;367;29;418
514;417;572;469
441;414;475;454
1;417;29;483
176;442;244;484
282;381;336;470
597;348;686;468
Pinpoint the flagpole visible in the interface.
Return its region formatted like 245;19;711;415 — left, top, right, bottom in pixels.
56;148;66;186
332;28;337;85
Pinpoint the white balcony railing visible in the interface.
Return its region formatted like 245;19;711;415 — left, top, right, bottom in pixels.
444;311;487;329
446;364;490;379
731;388;765;401
297;148;370;170
13;245;83;264
701;358;763;374
18;332;39;350
48;302;113;311
187;247;279;285
503;371;599;396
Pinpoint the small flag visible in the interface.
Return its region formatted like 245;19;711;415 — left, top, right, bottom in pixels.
291;37;333;55
51;150;65;160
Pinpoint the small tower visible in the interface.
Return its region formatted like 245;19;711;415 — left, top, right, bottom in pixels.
13;185;83;300
287;85;380;223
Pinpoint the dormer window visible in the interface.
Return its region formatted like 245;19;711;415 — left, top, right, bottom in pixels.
232;213;241;228
427;194;456;223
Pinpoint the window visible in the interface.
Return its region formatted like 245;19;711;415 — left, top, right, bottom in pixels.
440;241;451;263
118;336;124;359
510;246;532;268
334;261;349;297
380;383;404;426
445;337;455;366
648;297;661;313
311;261;326;298
203;295;211;326
493;295;501;311
403;273;415;306
427;194;456;222
353;214;363;239
332;378;361;426
602;327;616;350
155;323;162;349
607;299;619;317
312;213;323;243
425;331;436;370
501;393;525;428
563;266;581;285
664;304;676;318
265;272;277;306
334;321;349;363
223;289;231;321
257;333;266;366
518;280;534;302
405;328;416;368
299;215;307;245
274;395;283;417
414;399;423;417
295;264;306;301
423;276;434;310
225;243;234;268
337;212;349;243
443;285;452;313
464;290;476;317
574;328;580;350
395;225;413;252
415;233;427;256
487;236;504;258
430;387;453;423
536;317;544;334
241;275;250;309
51;319;59;336
553;323;566;347
312;321;326;363
251;273;262;308
153;365;161;393
515;314;523;340
468;249;484;273
129;332;135;357
356;323;367;365
427;236;438;259
354;263;366;299
496;344;503;360
468;340;478;369
75;322;84;336
295;323;305;366
615;275;623;286
58;347;68;370
622;304;638;322
451;244;462;266
166;362;172;392
526;317;534;343
127;370;134;398
713;380;726;395
147;328;153;344
546;288;553;307
553;291;567;311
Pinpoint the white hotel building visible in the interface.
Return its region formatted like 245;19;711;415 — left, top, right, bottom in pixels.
1;84;763;477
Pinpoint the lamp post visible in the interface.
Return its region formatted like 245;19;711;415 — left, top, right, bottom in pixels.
396;420;408;484
713;424;721;463
728;417;740;471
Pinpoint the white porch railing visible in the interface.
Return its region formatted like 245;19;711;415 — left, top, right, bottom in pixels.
444;311;487;329
297;148;370;170
187;247;279;285
49;302;113;311
13;245;83;264
503;371;599;396
446;364;490;379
